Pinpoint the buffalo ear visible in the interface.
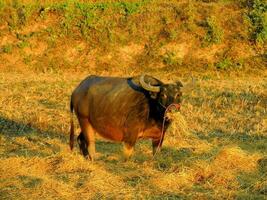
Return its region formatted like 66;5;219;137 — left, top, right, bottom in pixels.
176;81;183;87
149;91;158;99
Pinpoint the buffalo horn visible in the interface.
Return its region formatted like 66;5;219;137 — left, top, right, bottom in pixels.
140;75;160;93
181;76;195;93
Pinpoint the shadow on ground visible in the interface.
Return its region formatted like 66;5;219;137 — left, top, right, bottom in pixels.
0;116;67;158
196;130;267;154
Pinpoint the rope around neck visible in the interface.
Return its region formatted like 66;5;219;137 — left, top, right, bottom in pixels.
152;103;180;159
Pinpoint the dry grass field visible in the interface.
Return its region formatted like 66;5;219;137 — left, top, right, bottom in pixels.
0;0;267;199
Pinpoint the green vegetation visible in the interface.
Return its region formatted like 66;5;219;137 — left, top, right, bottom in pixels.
216;58;233;70
1;43;12;53
162;51;182;67
35;1;147;42
18;176;43;188
0;1;266;198
17;40;29;49
0;0;265;73
244;0;267;44
203;16;224;46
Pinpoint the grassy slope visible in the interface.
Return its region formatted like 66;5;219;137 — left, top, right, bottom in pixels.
0;0;266;74
0;0;267;199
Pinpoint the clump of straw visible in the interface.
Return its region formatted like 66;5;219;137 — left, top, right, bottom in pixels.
212;146;261;172
165;111;211;153
167;111;191;138
192;146;261;188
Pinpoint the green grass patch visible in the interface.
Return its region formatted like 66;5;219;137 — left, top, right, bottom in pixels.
55;173;70;183
237;171;267;199
203;16;224;46
1;43;13;53
216;58;233;70
75;172;90;188
124;175;148;187
17;40;29;49
198;131;267;154
245;0;267;45
147;192;187;200
18;175;43;188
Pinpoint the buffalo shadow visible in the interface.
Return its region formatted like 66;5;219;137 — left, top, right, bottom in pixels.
0;116;67;158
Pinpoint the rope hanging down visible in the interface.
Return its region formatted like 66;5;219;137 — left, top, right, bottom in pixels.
153;103;180;159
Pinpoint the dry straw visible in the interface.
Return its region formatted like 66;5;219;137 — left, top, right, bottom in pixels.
192;146;261;189
165;111;212;153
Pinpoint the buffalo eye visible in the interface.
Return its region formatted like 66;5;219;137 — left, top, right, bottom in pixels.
162;93;167;99
174;93;180;99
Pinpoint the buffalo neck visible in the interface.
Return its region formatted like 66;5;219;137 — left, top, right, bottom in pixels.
148;99;170;131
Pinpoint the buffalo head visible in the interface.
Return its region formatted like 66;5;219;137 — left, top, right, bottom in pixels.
140;75;193;109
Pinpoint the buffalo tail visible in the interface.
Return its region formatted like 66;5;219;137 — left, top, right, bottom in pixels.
69;98;75;150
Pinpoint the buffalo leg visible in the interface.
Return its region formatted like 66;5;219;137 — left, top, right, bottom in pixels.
123;142;134;161
77;132;89;157
78;118;96;161
152;139;162;155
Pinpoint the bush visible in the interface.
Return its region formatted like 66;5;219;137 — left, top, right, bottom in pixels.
2;44;13;53
162;51;182;67
181;1;196;31
216;58;233;70
203;16;224;46
245;0;267;44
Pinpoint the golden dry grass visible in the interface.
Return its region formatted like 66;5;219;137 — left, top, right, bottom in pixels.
0;0;267;199
1;71;266;199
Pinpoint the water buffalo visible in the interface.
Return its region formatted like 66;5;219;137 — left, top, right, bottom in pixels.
69;74;191;161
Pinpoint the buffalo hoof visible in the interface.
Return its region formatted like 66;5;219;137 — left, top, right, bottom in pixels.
84;155;94;162
123;143;134;161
